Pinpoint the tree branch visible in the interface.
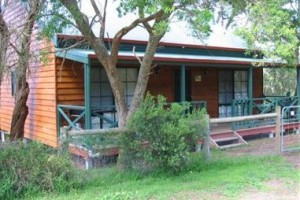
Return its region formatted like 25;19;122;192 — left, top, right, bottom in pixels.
110;10;164;65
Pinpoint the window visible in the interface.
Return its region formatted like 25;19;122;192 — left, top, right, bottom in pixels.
90;67;138;108
90;67;138;129
11;71;17;96
119;68;138;106
218;70;248;117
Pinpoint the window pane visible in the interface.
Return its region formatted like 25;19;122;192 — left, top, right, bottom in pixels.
127;68;138;81
119;68;127;82
100;68;109;81
91;83;100;96
235;82;241;92
242;71;247;81
126;83;136;96
101;97;114;106
101;83;112;96
234;71;241;81
242;92;248;99
219;83;225;92
91;97;101;107
226;82;233;92
219;94;225;104
225;71;232;81
91;67;100;82
126;96;132;106
225;93;232;103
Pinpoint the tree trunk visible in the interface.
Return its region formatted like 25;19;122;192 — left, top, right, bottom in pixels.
9;0;41;140
127;35;163;122
10;82;29;140
105;61;128;127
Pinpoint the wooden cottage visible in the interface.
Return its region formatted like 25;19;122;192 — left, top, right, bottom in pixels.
0;33;299;148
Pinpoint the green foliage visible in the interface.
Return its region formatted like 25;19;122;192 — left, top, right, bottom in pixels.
235;0;299;66
0;142;82;200
38;0;74;39
117;0;213;39
263;67;297;96
118;94;207;174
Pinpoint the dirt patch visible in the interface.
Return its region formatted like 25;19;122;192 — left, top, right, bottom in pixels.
224;135;300;169
239;179;300;200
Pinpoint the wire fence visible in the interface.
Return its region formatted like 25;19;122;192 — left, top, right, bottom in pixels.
281;106;300;152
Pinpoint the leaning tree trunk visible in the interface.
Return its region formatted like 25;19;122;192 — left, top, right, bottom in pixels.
10;82;29;140
9;0;41;140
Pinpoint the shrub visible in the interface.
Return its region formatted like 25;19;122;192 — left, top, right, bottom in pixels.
0;141;82;199
118;94;207;174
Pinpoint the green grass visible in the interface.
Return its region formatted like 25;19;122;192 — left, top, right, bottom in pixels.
31;151;299;200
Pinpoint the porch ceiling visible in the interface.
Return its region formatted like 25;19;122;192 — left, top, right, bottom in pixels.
55;48;265;66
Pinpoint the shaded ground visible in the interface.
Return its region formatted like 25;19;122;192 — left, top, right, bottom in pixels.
225;134;300;168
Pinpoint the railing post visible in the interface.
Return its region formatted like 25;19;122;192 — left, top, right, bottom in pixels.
248;67;253;115
180;64;186;102
203;114;211;160
275;106;281;153
59;126;69;154
84;63;91;129
57;106;62;137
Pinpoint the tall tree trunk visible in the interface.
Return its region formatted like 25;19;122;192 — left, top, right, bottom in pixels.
10;82;29;140
127;35;163;122
9;0;41;140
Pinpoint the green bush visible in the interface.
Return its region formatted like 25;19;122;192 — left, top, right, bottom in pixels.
118;94;207;174
0;141;82;199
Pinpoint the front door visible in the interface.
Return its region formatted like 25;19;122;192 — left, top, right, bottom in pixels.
218;70;248;117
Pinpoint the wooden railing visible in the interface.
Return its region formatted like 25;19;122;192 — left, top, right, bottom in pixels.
231;96;299;129
57;104;86;131
57;101;207;136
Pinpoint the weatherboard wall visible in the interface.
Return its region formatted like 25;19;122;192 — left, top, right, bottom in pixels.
56;58;85;106
0;1;58;147
0;42;58;147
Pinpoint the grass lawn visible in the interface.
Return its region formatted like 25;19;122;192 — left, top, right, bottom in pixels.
32;150;300;200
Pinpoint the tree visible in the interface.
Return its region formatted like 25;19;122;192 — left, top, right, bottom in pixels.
0;2;9;80
0;0;44;140
235;0;299;67
263;67;296;96
54;0;214;127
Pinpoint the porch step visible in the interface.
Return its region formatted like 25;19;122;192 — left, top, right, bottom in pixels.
219;143;245;150
210;131;248;149
214;136;239;143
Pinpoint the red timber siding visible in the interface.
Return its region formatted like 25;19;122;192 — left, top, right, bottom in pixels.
253;68;263;98
56;58;84;105
191;68;219;117
147;66;175;102
0;1;57;147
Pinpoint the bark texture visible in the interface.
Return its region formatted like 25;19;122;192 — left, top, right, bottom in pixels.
9;0;41;140
10;83;29;140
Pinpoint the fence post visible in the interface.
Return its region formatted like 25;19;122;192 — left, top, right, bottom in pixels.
275;106;281;153
59;126;69;153
204;114;211;160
